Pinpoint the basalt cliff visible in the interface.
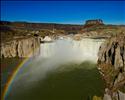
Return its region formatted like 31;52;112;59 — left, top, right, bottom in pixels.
98;33;125;100
1;37;40;58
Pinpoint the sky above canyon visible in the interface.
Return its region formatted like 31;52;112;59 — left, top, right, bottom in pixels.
1;1;125;25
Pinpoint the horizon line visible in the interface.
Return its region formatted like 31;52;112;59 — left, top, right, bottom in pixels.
1;20;125;26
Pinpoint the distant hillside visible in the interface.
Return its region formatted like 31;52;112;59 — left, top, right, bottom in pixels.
0;21;84;42
0;21;83;32
0;21;125;42
80;24;125;37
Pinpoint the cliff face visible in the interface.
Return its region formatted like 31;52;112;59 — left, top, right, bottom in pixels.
1;37;40;58
98;33;125;100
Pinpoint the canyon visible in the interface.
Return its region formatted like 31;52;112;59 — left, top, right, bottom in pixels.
3;37;105;100
1;20;125;100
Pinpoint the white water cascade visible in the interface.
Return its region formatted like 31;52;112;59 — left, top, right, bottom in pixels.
39;37;105;63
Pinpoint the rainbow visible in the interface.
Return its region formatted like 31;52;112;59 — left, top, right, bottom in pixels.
1;46;40;100
0;36;41;100
1;57;30;100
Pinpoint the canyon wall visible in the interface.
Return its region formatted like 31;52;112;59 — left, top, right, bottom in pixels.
1;37;40;58
98;33;125;100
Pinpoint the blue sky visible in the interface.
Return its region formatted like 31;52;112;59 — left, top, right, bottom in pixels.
1;1;125;25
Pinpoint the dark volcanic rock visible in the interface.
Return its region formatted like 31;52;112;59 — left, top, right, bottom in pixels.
98;33;125;100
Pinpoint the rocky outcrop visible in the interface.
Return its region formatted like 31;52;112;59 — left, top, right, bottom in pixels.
1;37;40;58
98;33;125;100
84;19;104;27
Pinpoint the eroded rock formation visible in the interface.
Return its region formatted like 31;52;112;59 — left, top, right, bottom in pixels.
84;19;104;27
98;33;125;100
1;37;40;58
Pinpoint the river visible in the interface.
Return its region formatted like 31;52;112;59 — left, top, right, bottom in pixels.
2;37;105;100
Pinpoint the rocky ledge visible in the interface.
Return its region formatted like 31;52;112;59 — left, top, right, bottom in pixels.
1;37;40;58
98;33;125;100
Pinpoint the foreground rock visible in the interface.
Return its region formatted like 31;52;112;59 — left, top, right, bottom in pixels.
1;37;40;58
98;33;125;100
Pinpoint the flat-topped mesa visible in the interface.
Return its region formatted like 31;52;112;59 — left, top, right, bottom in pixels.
84;19;104;27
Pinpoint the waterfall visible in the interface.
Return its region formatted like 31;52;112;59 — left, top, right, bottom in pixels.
39;37;105;63
5;37;106;100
